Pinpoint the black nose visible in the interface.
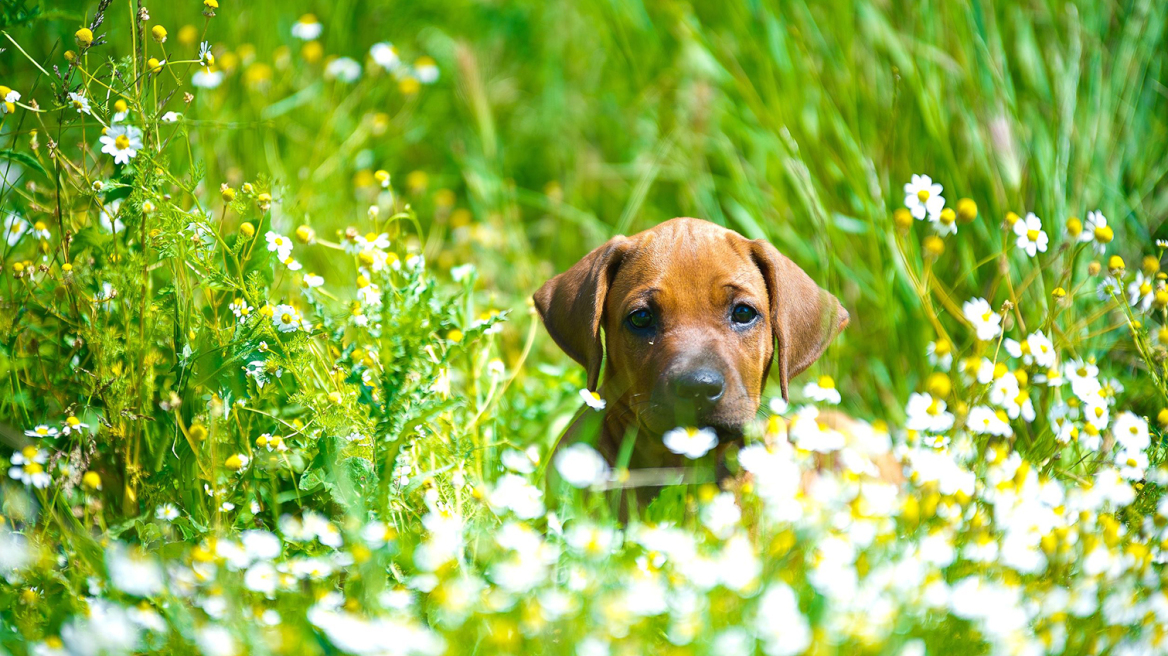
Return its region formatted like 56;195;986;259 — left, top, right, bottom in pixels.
672;368;725;405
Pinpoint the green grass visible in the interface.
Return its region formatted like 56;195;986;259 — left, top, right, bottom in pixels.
1;1;1167;654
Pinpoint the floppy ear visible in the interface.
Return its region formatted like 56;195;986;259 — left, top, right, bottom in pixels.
750;239;849;402
533;236;632;391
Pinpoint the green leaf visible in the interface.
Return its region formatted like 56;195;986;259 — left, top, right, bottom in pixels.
0;148;47;179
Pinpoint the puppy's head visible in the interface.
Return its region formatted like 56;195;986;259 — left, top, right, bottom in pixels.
534;218;848;439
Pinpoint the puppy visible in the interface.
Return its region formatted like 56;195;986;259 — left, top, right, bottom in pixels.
535;218;848;474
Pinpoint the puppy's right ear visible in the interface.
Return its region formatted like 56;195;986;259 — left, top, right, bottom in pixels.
533;236;632;391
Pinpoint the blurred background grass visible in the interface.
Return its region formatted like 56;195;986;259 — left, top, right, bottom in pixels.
4;0;1167;418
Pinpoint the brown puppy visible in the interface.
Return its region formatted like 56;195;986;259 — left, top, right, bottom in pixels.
535;218;848;471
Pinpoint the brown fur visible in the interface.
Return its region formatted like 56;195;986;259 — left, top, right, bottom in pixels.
534;218;848;471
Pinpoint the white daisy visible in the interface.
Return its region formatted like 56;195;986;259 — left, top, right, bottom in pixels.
31;220;50;240
553;444;609;488
3;213;28;246
579;388;606;410
370;42;401;71
1096;277;1120;301
1127;272;1155;311
291;14;323;40
905;392;955;434
1081;210;1112;254
98;125;143;165
229;298;253;322
1112;412;1150;452
155;504;179;521
265;232;294;260
68;92;92;115
802;376;841;405
1004;330;1056;369
192;68;223;89
272;304;303;333
414;57;439;84
926;339;953;371
1012;212;1048;257
1115;449;1148;481
962;297;1001;341
8;447;51;488
903;174;945;220
198;42;215;67
160;111;181;123
662;427;718;459
99;199;125;233
24;425;59;438
967;405;1012;437
325;57;362;83
303;273;324;288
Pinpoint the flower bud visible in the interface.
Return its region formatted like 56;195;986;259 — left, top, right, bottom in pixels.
1143;255;1160;275
1108;255;1125;274
220;183;235;202
82;471;102;490
1088;261;1102;276
956;198;977;224
1004;211;1019;226
151;25;168;43
1066;217;1082;238
1155;289;1168;310
1052;287;1066;298
923;235;945;257
926;372;952;398
239;222;255;238
295;225;315;243
75;28;94;47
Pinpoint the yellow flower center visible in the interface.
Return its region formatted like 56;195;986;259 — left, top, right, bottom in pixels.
917;190;930;202
1094;226;1113;243
1140;282;1152;295
1026;229;1040;241
282;313;293;323
66;416;80;426
115;135;130;150
25;462;43;475
22;446;38;458
926;400;940;416
817;375;835;389
1126;458;1138;468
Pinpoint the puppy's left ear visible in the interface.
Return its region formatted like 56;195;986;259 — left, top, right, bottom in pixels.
750;239;849;402
533;236;632;391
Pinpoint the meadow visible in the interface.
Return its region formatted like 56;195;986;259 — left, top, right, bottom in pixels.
1;0;1168;654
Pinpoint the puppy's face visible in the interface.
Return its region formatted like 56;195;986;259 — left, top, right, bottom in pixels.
535;217;847;442
602;232;773;436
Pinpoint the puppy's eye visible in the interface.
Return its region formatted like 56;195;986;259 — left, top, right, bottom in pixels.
627;308;654;330
731;304;758;325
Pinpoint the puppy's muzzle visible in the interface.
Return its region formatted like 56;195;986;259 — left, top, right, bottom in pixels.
670;367;725;409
